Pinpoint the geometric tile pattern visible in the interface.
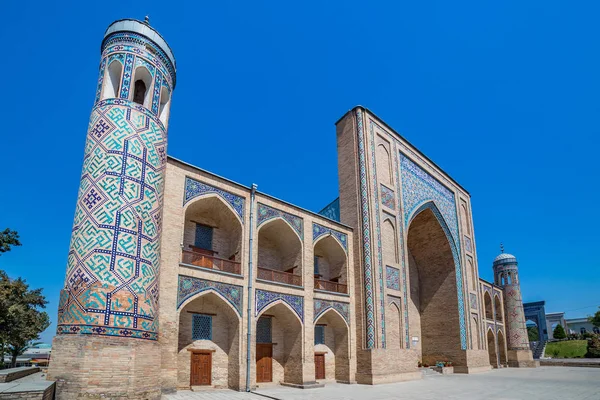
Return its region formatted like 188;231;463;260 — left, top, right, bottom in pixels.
177;275;243;317
318;197;340;222
255;289;304;323
312;223;348;252
464;235;473;252
183;177;245;222
314;299;350;326
368;121;386;348
380;184;395;209
56;101;167;340
385;266;400;291
257;203;303;240
355;109;376;348
470;293;478;309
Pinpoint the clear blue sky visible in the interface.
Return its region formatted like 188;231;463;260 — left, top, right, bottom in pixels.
1;1;598;343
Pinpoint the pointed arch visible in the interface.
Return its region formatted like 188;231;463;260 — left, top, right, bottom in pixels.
408;200;458;253
484;291;493;320
101;60;123;100
376;143;392;186
494;294;503;322
257;218;303;286
132;66;153;107
314;306;350;329
257;216;303;244
382;217;399;265
178;288;242;320
313;232;347;256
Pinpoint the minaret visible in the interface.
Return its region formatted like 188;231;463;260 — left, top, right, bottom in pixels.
493;245;536;367
48;18;176;398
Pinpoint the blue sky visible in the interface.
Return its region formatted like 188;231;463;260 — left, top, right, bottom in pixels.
1;1;598;342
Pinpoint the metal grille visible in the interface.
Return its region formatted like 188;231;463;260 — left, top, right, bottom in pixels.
256;317;272;343
192;314;212;340
315;325;325;345
195;224;213;250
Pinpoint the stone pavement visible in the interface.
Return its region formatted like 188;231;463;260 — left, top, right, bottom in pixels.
162;367;600;400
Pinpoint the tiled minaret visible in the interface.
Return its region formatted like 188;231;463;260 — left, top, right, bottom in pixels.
48;18;176;398
493;245;536;367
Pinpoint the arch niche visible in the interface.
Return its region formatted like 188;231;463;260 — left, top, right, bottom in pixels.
497;330;507;366
313;309;350;383
255;302;303;385
484;292;493;320
257;219;303;286
177;291;241;389
406;202;463;366
313;235;348;293
487;329;498;368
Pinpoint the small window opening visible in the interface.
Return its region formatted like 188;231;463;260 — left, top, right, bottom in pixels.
192;314;212;340
257;317;272;343
133;80;146;105
195;224;213;250
314;325;325;345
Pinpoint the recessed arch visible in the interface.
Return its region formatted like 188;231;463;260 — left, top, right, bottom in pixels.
101;60;122;100
314;306;350;329
494;295;503;322
486;328;498;368
257;218;303;286
256;298;304;326
183;192;244;226
313;307;350;382
177;288;242;320
497;329;507;366
313;233;347;256
382;218;399;265
159;85;171;125
132;66;153;107
484;291;493;320
376;143;392;186
313;234;348;294
386;301;403;350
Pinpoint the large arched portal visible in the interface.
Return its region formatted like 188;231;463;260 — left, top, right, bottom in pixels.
407;206;462;365
177;292;241;389
256;302;303;385
314;309;350;382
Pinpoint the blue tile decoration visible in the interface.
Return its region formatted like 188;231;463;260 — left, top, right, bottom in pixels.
314;299;350;326
184;177;245;222
369;120;387;348
312;223;348;252
177;275;243;317
56;100;167;341
386;266;400;291
355;109;376;349
257;203;303;239
255;289;304;322
119;53;135;99
318;198;340;222
380;184;395;210
134;56;156;77
470;293;478;309
94;57;106;104
392;140;410;348
464;235;473;252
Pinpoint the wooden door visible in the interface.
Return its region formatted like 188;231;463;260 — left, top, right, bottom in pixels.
314;353;325;380
256;344;273;383
190;352;211;386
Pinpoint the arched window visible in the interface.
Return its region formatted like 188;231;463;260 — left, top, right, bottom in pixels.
132;67;153;107
159;86;171;125
101;60;122;100
382;218;398;265
376;143;392;186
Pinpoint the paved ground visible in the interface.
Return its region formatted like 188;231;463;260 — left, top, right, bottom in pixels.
162;367;600;400
0;372;54;394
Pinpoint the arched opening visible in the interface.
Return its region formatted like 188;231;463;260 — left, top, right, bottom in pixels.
472;317;481;349
256;302;303;385
484;292;493;320
132;67;152;106
526;320;539;342
487;329;498;368
407;206;462;366
314;309;350;382
313;235;348;294
497;330;507;366
178;292;241;389
386;301;403;351
382;219;398;265
101;60;122;100
159;85;171;125
182;196;243;275
257;219;303;286
494;295;503;322
376;143;392;186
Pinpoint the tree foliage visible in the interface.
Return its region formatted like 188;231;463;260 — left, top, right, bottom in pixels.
527;325;539;342
553;324;567;340
589;307;600;328
0;229;21;255
0;270;50;368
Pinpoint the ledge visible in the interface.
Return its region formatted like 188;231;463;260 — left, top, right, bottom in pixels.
179;263;244;279
314;289;350;297
256;279;304;291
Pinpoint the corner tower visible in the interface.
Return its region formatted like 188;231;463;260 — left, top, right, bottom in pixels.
492;247;536;367
48;18;176;398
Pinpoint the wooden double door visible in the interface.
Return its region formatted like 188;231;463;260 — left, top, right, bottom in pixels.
314;353;325;380
190;352;212;386
256;344;273;383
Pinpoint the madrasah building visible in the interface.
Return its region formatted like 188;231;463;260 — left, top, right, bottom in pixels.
48;18;536;399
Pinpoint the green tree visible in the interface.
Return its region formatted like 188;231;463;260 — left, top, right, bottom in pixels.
589;307;600;328
553;324;567;340
527;325;539;342
0;270;49;368
0;229;21;255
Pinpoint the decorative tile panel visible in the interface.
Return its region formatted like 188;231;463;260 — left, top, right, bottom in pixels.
386;266;400;291
355;109;376;348
464;236;473;252
314;299;350;326
380;184;395;209
257;203;303;239
369;120;386;348
318;198;340;222
470;293;478;309
255;289;304;322
177;275;243;317
94;57;106;104
312;223;348;252
56;102;167;340
184;177;245;222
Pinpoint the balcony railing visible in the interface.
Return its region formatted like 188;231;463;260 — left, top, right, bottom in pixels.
314;278;348;294
257;266;302;287
182;250;241;275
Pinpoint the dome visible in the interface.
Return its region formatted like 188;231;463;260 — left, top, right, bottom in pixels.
493;252;518;266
